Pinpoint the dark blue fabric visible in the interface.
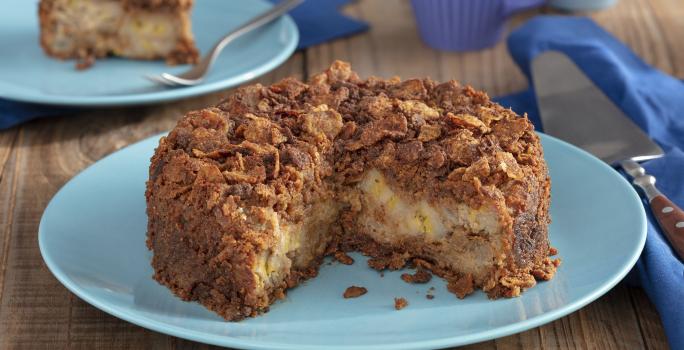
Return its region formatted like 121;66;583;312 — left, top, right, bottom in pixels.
0;100;76;129
269;0;369;49
0;0;368;129
494;16;684;349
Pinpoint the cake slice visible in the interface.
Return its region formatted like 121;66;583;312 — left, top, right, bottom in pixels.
39;0;199;67
145;61;559;320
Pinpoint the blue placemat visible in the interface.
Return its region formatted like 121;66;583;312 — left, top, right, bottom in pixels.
495;16;684;349
268;0;368;49
0;0;368;129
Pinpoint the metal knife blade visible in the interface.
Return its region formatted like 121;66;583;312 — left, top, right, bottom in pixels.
532;51;684;260
531;51;663;165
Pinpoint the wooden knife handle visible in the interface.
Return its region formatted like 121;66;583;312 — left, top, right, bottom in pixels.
650;195;684;260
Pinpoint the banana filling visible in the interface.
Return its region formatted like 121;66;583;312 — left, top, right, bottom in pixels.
252;169;503;290
357;169;500;240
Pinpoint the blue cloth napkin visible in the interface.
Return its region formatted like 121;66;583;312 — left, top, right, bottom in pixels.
269;0;368;49
495;16;684;349
0;0;368;130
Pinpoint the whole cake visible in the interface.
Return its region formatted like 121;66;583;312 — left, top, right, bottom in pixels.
39;0;199;66
146;61;559;320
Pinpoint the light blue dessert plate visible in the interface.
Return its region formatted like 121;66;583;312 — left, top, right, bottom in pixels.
0;0;298;106
38;133;646;349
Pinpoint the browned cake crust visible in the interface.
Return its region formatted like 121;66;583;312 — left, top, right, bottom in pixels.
146;61;559;321
124;0;193;10
38;0;199;65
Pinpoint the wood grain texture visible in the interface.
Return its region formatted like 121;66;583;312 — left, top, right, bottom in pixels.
0;0;677;348
646;0;684;77
629;288;670;350
0;129;21;310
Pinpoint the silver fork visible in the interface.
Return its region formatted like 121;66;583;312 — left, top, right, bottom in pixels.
147;0;303;87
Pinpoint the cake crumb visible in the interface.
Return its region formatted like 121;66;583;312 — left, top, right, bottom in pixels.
426;286;435;299
334;251;354;265
367;257;387;270
447;274;475;299
343;286;367;298
531;257;561;281
549;247;559;256
75;55;95;70
400;267;432;284
394;297;408;310
367;252;410;271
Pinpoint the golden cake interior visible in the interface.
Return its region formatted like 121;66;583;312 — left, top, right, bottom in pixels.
251;167;506;296
146;61;559;321
39;0;199;64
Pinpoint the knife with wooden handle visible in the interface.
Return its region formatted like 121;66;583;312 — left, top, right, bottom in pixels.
621;159;684;258
532;51;684;260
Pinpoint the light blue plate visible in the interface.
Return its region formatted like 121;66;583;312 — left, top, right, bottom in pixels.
39;133;646;349
0;0;298;106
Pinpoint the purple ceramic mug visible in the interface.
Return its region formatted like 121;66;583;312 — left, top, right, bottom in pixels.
411;0;545;51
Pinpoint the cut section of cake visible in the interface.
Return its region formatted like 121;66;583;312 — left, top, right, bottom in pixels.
145;61;560;321
39;0;199;66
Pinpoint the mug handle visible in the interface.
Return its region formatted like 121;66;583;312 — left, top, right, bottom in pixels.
502;0;546;18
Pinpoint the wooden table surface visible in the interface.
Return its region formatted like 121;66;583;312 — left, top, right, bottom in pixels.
1;0;679;348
